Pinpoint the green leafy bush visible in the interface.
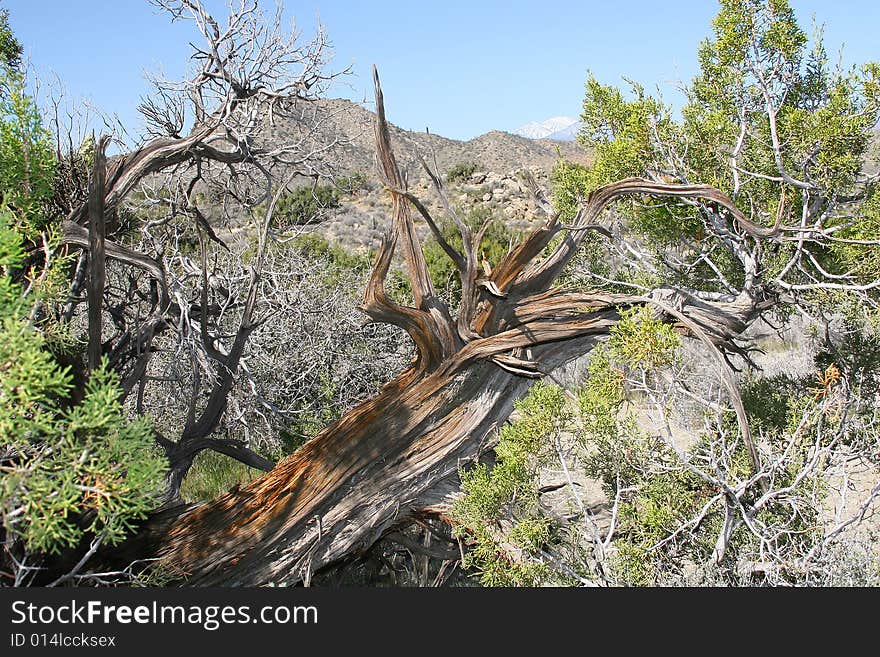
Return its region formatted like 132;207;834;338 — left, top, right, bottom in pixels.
0;8;22;70
607;305;680;370
1;59;166;579
289;232;374;290
0;66;56;235
574;303;837;586
334;171;370;195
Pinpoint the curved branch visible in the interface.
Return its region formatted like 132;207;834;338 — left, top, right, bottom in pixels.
66;122;224;226
514;178;783;296
642;296;762;477
360;233;450;371
61;220;167;292
473;284;765;475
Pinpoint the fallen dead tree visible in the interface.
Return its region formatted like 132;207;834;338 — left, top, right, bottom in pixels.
97;66;795;585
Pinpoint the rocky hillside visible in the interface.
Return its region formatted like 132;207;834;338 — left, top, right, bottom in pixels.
265;98;590;179
317;168;552;253
263;98;592;253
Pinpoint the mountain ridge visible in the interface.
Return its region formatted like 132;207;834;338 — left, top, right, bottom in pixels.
263;98;591;179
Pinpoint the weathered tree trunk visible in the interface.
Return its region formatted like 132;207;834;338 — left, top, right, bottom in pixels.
120;320;618;585
99;69;777;586
86;136;109;372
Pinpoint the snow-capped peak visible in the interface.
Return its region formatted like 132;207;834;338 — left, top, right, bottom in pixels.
513;116;579;140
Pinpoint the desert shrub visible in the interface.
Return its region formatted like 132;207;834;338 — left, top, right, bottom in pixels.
1;65;166;581
452;300;874;587
235;233;408;451
574;308;856;586
0;8;22;70
0;209;165;562
446;161;477;184
451;382;568;586
739;373;805;433
289;232;373;286
0;66;55;235
273;183;340;228
815;315;880;395
334;171;370;195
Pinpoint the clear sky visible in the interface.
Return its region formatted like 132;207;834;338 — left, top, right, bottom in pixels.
5;1;880;141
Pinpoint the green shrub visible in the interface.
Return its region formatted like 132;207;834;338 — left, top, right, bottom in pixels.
0;65;166;576
572;304;838;585
0;66;55;235
0;9;22;70
279;369;346;445
289;233;374;290
334;171;370;195
446;161;477;184
0;210;166;557
451;382;568;586
273;183;340;228
740;373;804;433
607;305;680;370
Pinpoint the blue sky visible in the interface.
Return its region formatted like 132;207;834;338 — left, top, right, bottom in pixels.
5;1;880;141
